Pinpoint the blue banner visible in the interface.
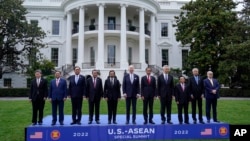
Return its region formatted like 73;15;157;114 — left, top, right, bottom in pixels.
26;124;229;141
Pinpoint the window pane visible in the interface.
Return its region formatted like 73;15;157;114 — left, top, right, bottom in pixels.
72;48;77;65
161;23;168;37
108;17;116;30
30;20;38;26
145;49;149;64
108;45;116;64
90;47;95;66
52;20;60;35
4;78;12;87
182;50;189;68
51;48;58;66
162;49;169;66
128;47;132;65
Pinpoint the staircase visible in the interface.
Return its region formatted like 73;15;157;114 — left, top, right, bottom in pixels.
57;64;74;79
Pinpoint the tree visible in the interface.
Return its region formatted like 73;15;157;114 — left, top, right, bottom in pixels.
174;0;238;76
0;0;46;78
218;0;250;88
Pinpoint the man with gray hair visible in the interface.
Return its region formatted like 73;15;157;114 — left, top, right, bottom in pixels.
157;65;174;124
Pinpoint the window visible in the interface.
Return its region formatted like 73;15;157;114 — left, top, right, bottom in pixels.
162;49;169;66
161;23;168;37
107;45;116;64
108;17;116;30
73;22;79;34
51;48;59;66
4;78;12;87
128;47;132;65
30;20;38;26
145;49;149;64
182;50;189;68
52;20;60;35
27;78;32;88
90;47;95;66
72;48;78;65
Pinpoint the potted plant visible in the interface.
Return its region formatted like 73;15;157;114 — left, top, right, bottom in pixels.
89;19;95;30
129;25;136;31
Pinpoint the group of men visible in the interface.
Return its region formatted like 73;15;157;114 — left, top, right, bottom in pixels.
29;65;220;126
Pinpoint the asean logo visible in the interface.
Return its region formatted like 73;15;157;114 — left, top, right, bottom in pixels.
219;126;228;136
51;130;61;140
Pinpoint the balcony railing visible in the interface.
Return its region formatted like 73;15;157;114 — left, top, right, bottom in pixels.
82;62;96;69
104;62;120;68
72;24;150;36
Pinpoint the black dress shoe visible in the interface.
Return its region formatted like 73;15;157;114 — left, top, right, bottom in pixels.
179;122;183;125
125;121;129;124
60;122;64;125
70;122;76;125
132;121;136;125
193;121;197;124
51;122;56;126
108;121;111;124
96;121;100;124
214;120;220;123
199;121;205;124
149;121;155;124
207;120;210;123
77;122;81;125
161;121;165;124
32;123;37;126
88;121;92;124
38;122;42;125
185;122;190;124
167;121;173;124
143;121;147;125
113;121;117;124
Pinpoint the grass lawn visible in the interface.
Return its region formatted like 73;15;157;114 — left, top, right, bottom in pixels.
0;99;249;141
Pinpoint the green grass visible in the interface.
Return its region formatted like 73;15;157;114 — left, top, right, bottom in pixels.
0;99;249;141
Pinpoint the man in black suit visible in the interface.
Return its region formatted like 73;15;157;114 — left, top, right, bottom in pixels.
175;76;190;124
29;70;48;125
122;65;140;124
158;65;174;124
104;70;121;124
86;69;103;124
204;71;220;123
68;66;86;125
141;67;156;124
189;68;205;124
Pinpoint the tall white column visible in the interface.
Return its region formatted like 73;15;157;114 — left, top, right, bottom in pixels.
139;8;147;69
76;6;85;67
150;14;156;65
96;3;105;69
65;11;72;65
120;4;128;69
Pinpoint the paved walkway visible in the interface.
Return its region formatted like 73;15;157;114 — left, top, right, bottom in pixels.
0;97;250;100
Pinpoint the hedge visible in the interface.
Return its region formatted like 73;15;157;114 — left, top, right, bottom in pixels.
0;88;250;97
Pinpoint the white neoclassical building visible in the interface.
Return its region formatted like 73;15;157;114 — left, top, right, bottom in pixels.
0;0;191;88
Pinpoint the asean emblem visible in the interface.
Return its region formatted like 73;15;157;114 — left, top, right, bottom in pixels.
219;126;228;136
51;130;61;140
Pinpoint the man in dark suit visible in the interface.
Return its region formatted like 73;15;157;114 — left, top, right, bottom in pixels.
188;68;205;124
204;71;220;123
175;76;190;124
141;67;156;124
86;69;103;124
122;65;140;124
49;71;67;126
29;70;48;125
104;70;121;124
158;65;174;124
68;66;86;125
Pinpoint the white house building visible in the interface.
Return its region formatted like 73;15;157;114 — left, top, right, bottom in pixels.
0;0;191;88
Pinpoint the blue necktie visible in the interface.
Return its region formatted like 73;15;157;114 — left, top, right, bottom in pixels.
195;76;198;84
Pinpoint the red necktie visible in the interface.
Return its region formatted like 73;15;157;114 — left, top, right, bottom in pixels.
182;83;185;91
147;75;150;84
93;78;96;88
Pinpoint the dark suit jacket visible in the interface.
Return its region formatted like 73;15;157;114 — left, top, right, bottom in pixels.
86;77;103;102
175;83;190;104
141;75;156;98
122;73;140;97
104;77;121;100
29;78;48;101
188;75;204;98
203;78;220;99
157;74;174;98
68;75;86;98
49;78;67;100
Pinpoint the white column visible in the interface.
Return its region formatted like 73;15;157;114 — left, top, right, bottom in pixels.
150;14;156;65
76;6;85;67
139;8;147;69
120;4;128;69
65;11;72;65
96;3;105;69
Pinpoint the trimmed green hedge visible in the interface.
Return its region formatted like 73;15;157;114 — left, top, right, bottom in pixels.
0;88;250;97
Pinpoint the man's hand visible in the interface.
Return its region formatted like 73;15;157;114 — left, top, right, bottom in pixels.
191;94;194;99
176;101;179;104
63;98;67;101
212;90;216;94
105;98;108;101
141;96;144;100
123;93;127;99
136;94;140;99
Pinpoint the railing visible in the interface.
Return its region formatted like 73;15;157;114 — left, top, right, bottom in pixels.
84;25;99;32
104;24;121;30
130;63;141;69
149;65;163;76
82;62;95;69
104;62;120;68
60;64;73;78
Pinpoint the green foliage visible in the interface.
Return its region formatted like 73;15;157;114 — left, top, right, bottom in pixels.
26;59;55;79
0;88;29;97
0;0;46;74
174;0;238;76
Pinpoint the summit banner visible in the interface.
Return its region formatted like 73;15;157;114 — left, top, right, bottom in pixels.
26;124;229;141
